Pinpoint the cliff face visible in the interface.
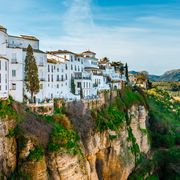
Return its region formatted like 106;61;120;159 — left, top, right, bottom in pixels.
0;105;150;180
0;118;17;178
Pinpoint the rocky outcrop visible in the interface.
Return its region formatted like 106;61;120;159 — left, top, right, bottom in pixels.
46;105;150;180
48;153;88;180
0;118;17;179
0;105;150;180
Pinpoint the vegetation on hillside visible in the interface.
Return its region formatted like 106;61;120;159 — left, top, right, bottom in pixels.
44;103;83;156
129;88;180;180
152;82;180;97
94;86;148;133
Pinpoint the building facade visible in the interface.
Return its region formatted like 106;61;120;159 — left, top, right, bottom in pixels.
0;25;126;102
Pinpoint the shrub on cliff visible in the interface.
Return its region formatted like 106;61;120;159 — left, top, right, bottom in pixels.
94;86;147;132
48;122;82;156
28;146;44;161
95;105;125;132
0;98;18;120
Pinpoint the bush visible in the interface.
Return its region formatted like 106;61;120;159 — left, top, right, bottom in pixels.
6;128;16;138
28;146;44;161
0;99;17;120
48;123;82;156
95;105;125;132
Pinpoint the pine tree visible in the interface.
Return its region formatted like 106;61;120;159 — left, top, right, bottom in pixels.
125;63;129;82
24;45;40;102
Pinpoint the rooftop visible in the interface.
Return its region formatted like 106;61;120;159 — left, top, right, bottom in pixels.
0;25;7;33
20;35;39;41
8;35;39;41
47;50;76;55
0;56;8;61
82;50;96;54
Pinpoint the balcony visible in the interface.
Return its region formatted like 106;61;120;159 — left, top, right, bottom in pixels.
11;59;18;64
57;78;65;82
38;62;44;67
74;72;91;80
40;78;45;81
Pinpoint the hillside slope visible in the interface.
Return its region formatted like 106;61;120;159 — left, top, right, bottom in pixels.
158;69;180;82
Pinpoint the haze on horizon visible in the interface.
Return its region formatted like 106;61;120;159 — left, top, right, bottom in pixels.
0;0;180;75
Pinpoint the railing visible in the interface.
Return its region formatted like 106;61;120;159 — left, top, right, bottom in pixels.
40;78;45;81
38;63;44;67
11;59;18;64
74;76;91;80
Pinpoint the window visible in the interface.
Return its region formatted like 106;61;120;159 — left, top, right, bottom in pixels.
48;65;50;72
0;85;1;90
65;74;67;80
77;82;81;88
12;83;16;90
57;68;59;72
39;57;43;65
5;85;7;90
40;84;43;89
65;64;68;70
12;70;16;77
51;75;53;82
5;74;7;83
75;65;77;71
64;55;66;59
51;65;53;72
12;53;17;63
48;74;50;82
81;59;83;64
0;61;1;70
0;74;1;83
5;62;7;71
78;66;80;71
57;75;59;81
57;84;59;88
71;65;73;70
61;75;63;81
71;56;73;62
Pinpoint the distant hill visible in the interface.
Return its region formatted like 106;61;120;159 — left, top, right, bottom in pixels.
158;69;180;82
129;69;180;82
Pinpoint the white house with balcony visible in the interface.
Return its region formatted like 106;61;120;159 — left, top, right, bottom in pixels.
0;25;47;102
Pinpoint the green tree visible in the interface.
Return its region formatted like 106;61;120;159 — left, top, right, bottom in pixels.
71;78;76;94
24;45;40;102
125;63;129;82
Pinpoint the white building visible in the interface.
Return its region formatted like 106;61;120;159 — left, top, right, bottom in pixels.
0;25;126;102
0;25;47;102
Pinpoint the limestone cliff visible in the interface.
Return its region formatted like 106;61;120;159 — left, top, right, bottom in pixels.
0;104;150;180
0;118;17;179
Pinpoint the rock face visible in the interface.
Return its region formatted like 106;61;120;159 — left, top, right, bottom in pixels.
0;105;150;180
46;105;150;180
0;118;17;179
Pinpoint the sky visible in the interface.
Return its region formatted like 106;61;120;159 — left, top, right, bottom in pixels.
0;0;180;75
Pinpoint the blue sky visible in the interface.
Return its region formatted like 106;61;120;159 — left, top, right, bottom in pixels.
0;0;180;74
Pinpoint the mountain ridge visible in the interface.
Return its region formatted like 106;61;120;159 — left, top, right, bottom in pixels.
129;69;180;82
